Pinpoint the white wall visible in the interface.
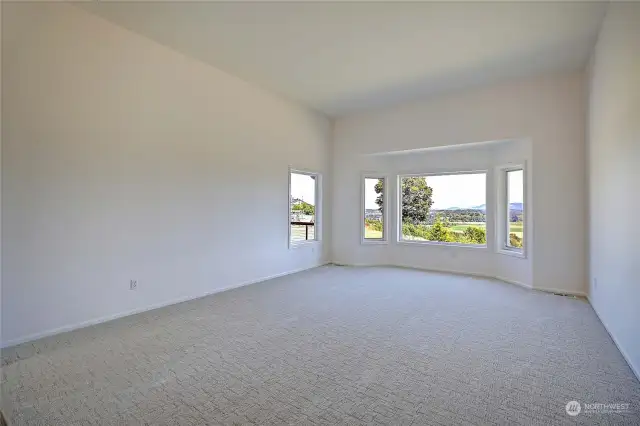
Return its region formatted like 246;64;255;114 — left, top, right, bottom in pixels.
587;3;640;378
0;0;3;355
1;3;331;347
333;72;586;294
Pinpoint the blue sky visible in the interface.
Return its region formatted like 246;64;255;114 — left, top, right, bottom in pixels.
290;173;316;204
507;170;524;205
293;171;523;210
364;171;523;210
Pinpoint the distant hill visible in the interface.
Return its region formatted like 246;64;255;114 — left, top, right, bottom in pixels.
438;203;523;212
509;202;523;212
439;205;485;211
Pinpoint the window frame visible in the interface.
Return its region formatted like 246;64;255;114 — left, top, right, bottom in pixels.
288;167;322;248
396;170;488;248
495;164;526;258
361;173;389;245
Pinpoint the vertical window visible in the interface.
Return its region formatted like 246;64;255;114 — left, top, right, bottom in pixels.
362;176;386;242
506;169;524;250
289;170;320;245
398;172;487;246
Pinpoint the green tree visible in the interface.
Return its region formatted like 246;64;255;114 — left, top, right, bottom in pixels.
509;233;523;248
463;226;486;244
375;177;434;225
427;215;454;242
292;201;315;216
365;218;383;231
374;179;384;212
401;177;434;224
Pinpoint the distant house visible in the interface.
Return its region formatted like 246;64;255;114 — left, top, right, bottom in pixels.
291;213;314;223
365;209;382;220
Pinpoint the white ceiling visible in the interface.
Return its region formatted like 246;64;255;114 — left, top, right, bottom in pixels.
79;1;607;117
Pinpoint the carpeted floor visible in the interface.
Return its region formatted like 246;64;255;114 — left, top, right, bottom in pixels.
2;265;639;425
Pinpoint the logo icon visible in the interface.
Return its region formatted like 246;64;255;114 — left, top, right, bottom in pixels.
566;401;581;416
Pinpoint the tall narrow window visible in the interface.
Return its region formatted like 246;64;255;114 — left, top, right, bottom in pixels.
506;169;524;250
398;172;487;246
289;170;320;245
363;176;386;242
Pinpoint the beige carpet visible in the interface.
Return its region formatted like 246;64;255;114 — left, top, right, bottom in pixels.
2;265;639;425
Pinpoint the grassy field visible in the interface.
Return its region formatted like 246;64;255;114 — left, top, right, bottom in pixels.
365;221;522;240
364;228;383;239
509;223;523;236
449;223;485;233
448;222;523;238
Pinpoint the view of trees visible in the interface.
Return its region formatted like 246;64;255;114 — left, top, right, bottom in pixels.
365;218;383;232
401;215;487;244
432;209;485;223
292;200;315;216
365;176;523;247
509;233;523;248
376;177;434;225
369;176;487;244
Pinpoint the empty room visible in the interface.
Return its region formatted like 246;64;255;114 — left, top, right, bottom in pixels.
1;1;639;425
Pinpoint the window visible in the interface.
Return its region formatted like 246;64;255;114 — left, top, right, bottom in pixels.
505;168;524;251
496;165;525;257
362;176;386;243
289;169;320;246
398;172;487;246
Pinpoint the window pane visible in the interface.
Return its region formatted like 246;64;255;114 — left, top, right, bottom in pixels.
400;173;486;245
506;169;524;249
364;178;384;239
290;173;316;242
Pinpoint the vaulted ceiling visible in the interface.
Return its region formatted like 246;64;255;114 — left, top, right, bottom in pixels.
79;1;607;116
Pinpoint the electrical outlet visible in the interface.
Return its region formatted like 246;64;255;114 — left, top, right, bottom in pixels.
593;278;597;290
130;279;138;290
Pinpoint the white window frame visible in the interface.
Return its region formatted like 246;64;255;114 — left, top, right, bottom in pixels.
495;164;526;258
396;170;488;249
288;167;322;248
361;174;388;244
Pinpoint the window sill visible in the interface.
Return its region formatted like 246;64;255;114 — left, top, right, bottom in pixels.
397;240;487;250
497;248;526;258
289;240;321;249
361;239;388;245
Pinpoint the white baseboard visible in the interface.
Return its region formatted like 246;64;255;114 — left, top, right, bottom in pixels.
2;262;329;349
533;286;587;298
494;275;532;290
332;263;595;299
587;296;640;382
331;262;533;290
